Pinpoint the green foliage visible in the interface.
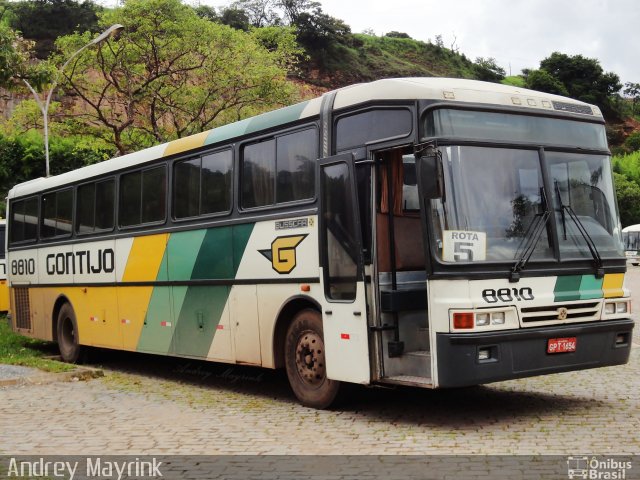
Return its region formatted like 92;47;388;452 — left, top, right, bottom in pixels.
231;0;281;28
194;5;219;22
0;317;74;372
624;132;640;153
7;0;101;59
502;75;526;87
472;57;505;83
525;52;621;118
219;7;251;31
524;69;568;96
54;0;300;154
624;82;640;115
385;31;411;39
298;32;480;87
613;171;640;227
0;131;114;211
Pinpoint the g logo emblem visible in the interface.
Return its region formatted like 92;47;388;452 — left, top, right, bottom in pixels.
259;235;308;274
557;307;568;320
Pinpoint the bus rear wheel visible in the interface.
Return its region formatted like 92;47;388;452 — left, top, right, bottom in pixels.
56;303;84;364
285;309;339;409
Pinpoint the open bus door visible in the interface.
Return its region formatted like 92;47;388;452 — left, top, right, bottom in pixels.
318;154;371;385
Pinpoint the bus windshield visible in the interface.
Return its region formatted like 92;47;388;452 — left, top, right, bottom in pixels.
428;145;624;264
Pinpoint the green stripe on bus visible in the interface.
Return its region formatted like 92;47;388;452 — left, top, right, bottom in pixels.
171;286;229;358
205;119;251;146
554;275;582;302
191;227;234;279
578;275;604;300
137;224;255;357
138;230;206;353
204;101;309;146
245;101;309;135
137;286;173;354
167;230;207;280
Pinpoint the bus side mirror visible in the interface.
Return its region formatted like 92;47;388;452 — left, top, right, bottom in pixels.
417;153;444;199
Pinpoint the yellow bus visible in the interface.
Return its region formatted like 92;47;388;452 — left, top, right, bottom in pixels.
6;78;634;408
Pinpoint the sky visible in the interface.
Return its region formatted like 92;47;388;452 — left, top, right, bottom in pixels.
189;0;640;85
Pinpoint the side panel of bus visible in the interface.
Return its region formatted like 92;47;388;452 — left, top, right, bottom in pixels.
8;217;321;368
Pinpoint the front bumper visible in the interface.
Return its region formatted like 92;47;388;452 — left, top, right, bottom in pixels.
436;319;634;387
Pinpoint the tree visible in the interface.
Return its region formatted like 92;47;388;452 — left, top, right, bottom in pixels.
624;132;640;153
0;24;25;87
536;52;621;116
385;31;411;39
194;5;219;22
614;172;640;227
292;6;350;54
230;0;280;27
0;23;51;90
219;7;251;31
624;82;640;115
473;57;505;83
8;0;101;59
277;0;320;24
525;69;569;96
54;0;301;155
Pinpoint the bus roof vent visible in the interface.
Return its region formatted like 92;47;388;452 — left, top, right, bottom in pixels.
551;101;593;115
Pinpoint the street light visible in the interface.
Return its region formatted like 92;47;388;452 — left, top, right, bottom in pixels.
22;24;124;178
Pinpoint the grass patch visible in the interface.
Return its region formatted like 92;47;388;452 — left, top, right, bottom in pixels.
502;75;526;87
0;316;74;372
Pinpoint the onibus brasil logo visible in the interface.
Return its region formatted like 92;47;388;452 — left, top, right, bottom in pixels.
567;456;632;479
259;234;308;274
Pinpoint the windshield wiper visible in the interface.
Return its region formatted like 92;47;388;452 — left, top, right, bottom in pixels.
554;180;605;278
510;187;550;283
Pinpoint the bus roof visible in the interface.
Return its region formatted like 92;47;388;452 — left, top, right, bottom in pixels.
7;77;601;200
622;224;640;232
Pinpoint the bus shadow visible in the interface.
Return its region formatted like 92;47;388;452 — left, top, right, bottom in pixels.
341;383;597;428
86;348;597;428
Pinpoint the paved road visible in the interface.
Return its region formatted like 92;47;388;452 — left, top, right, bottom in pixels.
1;272;639;456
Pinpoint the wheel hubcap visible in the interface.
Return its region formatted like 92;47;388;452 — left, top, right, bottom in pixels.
295;331;326;387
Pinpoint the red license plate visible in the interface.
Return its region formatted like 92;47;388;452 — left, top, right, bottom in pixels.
547;337;577;354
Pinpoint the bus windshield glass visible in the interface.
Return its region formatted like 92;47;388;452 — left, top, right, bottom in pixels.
423;109;608;149
427;145;624;264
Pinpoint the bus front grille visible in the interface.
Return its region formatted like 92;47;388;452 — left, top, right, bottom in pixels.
520;301;601;325
14;287;31;330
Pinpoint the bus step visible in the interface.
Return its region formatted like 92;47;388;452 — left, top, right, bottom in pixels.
405;350;430;357
383;349;431;378
383;375;433;387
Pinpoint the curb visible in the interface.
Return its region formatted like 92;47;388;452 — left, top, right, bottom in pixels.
0;364;104;387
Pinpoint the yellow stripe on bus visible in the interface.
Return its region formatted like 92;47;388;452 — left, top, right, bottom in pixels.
162;131;209;157
122;234;169;282
602;273;625;298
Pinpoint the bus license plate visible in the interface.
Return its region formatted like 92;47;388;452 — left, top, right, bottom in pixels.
547;337;577;354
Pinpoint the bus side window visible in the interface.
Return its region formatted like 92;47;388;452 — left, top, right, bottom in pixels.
119;166;166;227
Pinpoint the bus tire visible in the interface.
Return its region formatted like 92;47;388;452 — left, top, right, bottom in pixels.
285;309;339;409
56;303;84;364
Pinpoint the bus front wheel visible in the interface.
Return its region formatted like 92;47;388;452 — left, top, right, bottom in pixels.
285;309;339;409
56;303;84;364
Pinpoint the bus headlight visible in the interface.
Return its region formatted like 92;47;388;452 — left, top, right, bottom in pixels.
491;312;506;325
476;313;490;326
604;301;629;315
451;308;516;331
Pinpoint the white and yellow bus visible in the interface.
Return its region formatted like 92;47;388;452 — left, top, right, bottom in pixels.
6;78;634;408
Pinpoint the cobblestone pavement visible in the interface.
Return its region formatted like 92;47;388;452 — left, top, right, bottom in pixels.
1;272;639;456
